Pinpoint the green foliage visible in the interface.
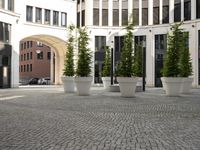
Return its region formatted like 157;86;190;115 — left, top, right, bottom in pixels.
76;28;92;77
132;44;142;77
63;24;75;76
162;22;183;77
117;24;134;77
179;32;192;77
102;46;111;77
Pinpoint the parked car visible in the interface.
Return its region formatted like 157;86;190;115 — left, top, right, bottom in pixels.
38;77;50;85
28;78;39;85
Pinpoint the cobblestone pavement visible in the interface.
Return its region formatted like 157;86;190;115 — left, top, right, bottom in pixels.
0;86;200;150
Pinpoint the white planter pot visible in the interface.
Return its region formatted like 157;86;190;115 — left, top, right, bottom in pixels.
74;76;93;96
181;77;193;94
102;77;111;90
117;77;139;97
61;76;75;93
161;77;183;96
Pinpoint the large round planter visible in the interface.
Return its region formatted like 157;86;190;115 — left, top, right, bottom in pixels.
102;77;111;91
161;77;183;96
74;76;93;96
181;77;193;94
117;77;139;97
61;76;75;93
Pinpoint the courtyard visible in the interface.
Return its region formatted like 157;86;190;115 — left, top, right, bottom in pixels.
0;86;200;150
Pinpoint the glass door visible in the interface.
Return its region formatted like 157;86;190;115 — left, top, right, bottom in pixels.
155;34;167;87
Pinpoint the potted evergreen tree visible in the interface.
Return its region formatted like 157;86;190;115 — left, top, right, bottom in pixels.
61;24;75;93
117;24;138;97
101;46;111;90
132;44;143;91
179;32;193;93
74;27;92;96
161;22;183;96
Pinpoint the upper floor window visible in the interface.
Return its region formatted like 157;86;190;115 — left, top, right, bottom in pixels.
93;9;99;26
53;11;59;26
102;0;108;26
35;7;42;23
61;12;67;27
47;52;51;60
0;22;11;44
113;0;119;26
37;51;43;60
26;6;33;22
174;0;181;22
122;0;128;26
77;12;80;27
8;0;14;11
153;0;159;25
81;10;85;26
142;0;148;25
163;0;169;24
184;0;191;21
0;0;4;9
45;9;51;25
133;0;139;26
196;0;200;19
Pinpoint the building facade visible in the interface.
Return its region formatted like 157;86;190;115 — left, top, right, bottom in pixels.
0;0;77;88
77;0;200;87
19;41;51;83
1;0;200;88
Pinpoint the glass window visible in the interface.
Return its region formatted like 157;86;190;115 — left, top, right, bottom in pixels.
93;9;99;26
122;0;128;26
197;0;200;19
30;64;32;72
24;65;26;72
163;0;169;24
174;0;181;22
24;54;26;61
113;0;119;26
95;36;106;52
142;0;148;25
37;51;43;59
0;22;11;43
30;41;33;47
81;10;85;26
47;52;51;60
21;55;23;61
30;52;32;59
27;41;30;48
102;9;108;26
35;7;42;23
122;9;128;26
153;0;159;25
27;53;29;60
8;0;14;11
44;9;50;25
24;42;26;49
113;9;119;26
0;0;4;9
53;11;59;26
61;12;67;27
102;0;108;26
27;64;29;72
26;6;33;22
184;0;191;21
77;12;80;27
133;0;139;26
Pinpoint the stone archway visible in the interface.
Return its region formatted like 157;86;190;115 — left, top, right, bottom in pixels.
21;35;67;84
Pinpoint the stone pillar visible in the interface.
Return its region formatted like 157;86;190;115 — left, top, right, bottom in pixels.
108;0;113;26
169;0;174;23
148;0;153;25
159;0;163;24
139;0;142;26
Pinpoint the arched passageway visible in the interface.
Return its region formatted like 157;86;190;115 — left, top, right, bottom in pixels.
21;35;67;84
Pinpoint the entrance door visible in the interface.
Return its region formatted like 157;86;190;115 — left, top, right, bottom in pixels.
155;34;167;87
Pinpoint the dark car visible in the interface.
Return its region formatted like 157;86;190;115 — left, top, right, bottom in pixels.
28;78;39;85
